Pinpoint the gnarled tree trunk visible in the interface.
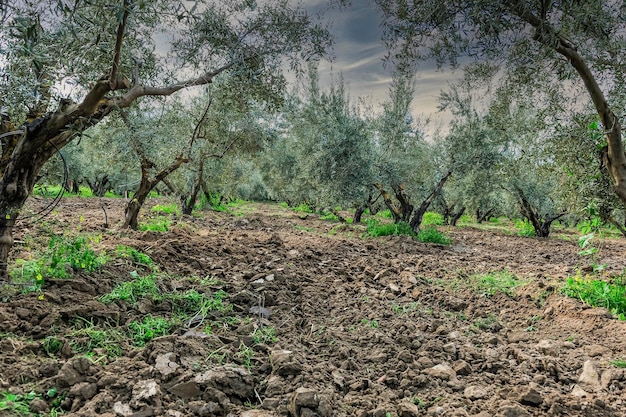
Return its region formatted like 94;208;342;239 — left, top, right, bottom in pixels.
409;169;453;234
122;155;188;229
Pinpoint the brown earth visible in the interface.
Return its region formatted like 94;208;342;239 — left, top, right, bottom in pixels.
1;197;626;417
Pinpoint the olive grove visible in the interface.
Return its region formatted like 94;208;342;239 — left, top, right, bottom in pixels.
0;0;335;279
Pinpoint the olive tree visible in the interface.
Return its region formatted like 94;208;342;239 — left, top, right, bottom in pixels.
0;0;334;279
376;0;626;211
263;68;376;217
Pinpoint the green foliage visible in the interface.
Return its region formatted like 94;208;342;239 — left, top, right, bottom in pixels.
562;273;626;317
377;209;394;219
168;289;231;316
422;211;444;226
139;216;171;232
578;232;606;272
515;219;535;237
251;326;277;344
391;302;420;315
366;219;415;237
43;336;63;355
150;203;180;215
69;318;124;357
0;391;37;416
100;272;160;304
10;235;107;288
128;315;172;347
470;270;524;297
610;359;626;368
115;246;153;267
417;226;451;245
293;203;313;213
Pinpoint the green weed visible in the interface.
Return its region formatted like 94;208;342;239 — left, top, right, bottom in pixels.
562;273;626;317
139;216;171;232
68;318;124;357
470;270;524;297
515;219;535;237
376;209;393;219
0;391;38;416
100;272;160;304
361;318;379;328
150;203;180;215
473;314;502;332
236;343;255;368
610;358;626;368
10;235;107;288
42;336;63;355
293;203;313;213
417;226;451;245
422;212;445;226
392;302;420;315
128;315;172;346
251;326;277;344
366;219;415;238
115;245;153;267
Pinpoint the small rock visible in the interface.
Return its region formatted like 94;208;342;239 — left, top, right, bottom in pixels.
397;401;420;417
155;353;179;377
586;344;610;357
570;384;591;398
578;360;602;392
289;387;319;417
518;387;542;406
498;403;531;417
464;385;488;400
28;398;49;414
389;282;401;293
543;306;554;317
535;339;559;356
426;364;457;380
132;379;160;404
331;370;345;388
69;382;98;400
453;360;472;376
507;332;531;343
113;402;133;417
168;380;202;398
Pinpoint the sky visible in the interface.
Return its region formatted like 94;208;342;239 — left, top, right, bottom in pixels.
304;0;462;129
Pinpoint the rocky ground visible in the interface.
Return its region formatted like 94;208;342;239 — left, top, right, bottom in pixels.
1;197;626;417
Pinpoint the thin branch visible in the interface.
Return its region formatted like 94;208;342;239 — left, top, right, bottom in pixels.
110;0;130;90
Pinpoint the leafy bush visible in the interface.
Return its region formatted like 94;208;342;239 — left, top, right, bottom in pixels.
293;203;313;213
366;220;415;237
417;226;451;245
10;235;107;287
562;273;626;318
422;212;445;226
515;219;535;237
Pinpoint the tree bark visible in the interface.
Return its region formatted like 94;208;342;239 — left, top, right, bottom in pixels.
373;183;403;223
122;155;188;229
181;160;205;216
508;1;626;206
410;169;453;234
513;185;566;238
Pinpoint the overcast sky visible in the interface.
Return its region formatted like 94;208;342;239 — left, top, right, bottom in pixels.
305;0;461;129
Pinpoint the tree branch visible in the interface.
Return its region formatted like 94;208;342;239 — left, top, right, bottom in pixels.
110;0;130;90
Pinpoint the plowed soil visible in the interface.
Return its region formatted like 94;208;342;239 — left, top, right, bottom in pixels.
1;197;626;417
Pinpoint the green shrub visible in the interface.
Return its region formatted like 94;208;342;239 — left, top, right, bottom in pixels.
293;203;313;213
417;226;451;245
366;220;415;237
515;219;535;237
115;245;153;267
422;212;445;226
150;203;180;215
562;273;626;317
139;216;171;232
10;235;107;287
